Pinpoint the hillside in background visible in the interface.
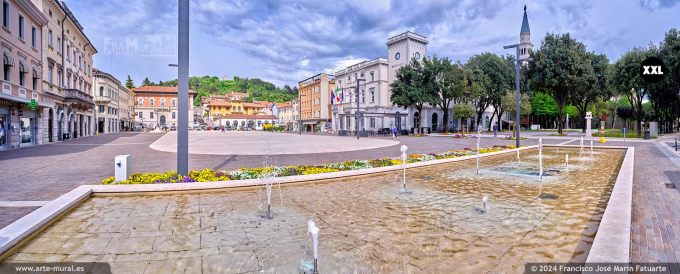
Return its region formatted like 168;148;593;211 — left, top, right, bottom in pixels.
138;76;298;106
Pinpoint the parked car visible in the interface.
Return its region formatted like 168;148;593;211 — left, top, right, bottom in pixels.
170;125;177;131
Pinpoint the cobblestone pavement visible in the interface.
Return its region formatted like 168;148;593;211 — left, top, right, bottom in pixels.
0;207;38;228
0;132;550;228
582;140;680;266
629;142;680;266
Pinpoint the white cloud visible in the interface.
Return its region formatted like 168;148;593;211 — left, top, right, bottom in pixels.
66;0;680;87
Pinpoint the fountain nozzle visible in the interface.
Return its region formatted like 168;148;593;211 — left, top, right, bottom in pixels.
307;220;320;273
399;145;411;193
482;195;489;212
400;145;408;153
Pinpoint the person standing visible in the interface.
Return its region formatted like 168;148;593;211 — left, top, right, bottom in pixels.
391;125;398;139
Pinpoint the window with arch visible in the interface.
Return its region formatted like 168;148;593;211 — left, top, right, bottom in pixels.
99;86;104;96
171;99;176;107
160;98;166;107
32;69;38;90
150;98;155;107
138;98;143;106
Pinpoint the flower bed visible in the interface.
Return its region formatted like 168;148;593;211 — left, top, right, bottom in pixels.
504;135;527;140
102;145;516;185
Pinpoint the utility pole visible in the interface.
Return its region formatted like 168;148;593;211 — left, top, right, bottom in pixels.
177;0;189;176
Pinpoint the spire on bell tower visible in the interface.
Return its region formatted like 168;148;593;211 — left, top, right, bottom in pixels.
519;5;532;62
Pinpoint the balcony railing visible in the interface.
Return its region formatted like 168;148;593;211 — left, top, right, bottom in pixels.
94;96;111;103
155;107;171;113
64;88;94;106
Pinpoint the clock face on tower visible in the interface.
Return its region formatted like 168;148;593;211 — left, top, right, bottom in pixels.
415;52;421;59
395;52;400;60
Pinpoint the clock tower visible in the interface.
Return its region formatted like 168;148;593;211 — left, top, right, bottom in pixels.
386;32;429;85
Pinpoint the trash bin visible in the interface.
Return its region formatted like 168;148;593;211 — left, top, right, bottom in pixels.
643;129;650;139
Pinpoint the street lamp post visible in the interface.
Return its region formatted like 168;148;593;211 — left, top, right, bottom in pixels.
177;0;189;176
298;89;302;135
355;77;366;140
503;44;532;148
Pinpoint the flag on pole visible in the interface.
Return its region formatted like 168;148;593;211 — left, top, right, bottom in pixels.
331;89;336;105
337;86;343;103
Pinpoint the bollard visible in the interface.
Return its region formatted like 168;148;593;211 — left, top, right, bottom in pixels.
676;139;678;151
114;155;131;182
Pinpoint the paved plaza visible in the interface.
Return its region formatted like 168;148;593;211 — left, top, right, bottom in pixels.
0;132;538;227
149;131;400;155
0;132;679;266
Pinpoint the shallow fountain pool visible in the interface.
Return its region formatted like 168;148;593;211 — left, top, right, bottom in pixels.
1;148;625;273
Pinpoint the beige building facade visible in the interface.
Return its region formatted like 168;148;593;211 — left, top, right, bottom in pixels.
1;0;48;149
275;101;295;131
298;73;334;131
29;0;96;142
92;68;133;133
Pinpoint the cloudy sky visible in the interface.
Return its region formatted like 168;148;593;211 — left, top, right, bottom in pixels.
64;0;680;87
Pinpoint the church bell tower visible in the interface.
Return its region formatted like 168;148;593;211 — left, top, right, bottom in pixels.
519;5;532;64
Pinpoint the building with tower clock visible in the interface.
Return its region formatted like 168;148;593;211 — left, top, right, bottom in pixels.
331;31;489;134
329;6;531;134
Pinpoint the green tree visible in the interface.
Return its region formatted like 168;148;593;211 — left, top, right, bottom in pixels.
390;58;438;134
125;75;135;89
500;90;531;130
655;28;680;132
616;105;635;130
158;75;295;107
453;104;474;133
530;33;591;134
427;56;471;133
569;52;611;132
493;55;517;130
466;53;512;129
141;77;153;86
610;46;658;135
531;91;557;128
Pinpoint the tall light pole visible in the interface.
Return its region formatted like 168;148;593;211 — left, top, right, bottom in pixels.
298;88;302;135
355;76;366;140
177;0;189;176
503;44;531;148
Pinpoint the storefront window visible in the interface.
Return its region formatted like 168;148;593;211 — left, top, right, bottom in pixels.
0;115;6;148
20;117;34;145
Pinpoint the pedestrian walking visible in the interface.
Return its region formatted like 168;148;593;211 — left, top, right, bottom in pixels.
493;124;498;138
391;125;398;139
